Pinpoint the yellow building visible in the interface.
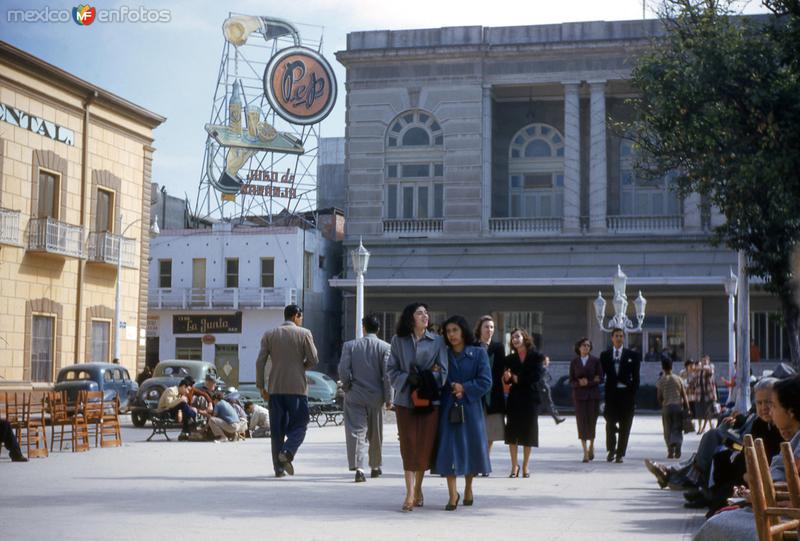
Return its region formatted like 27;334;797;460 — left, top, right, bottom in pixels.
0;41;165;389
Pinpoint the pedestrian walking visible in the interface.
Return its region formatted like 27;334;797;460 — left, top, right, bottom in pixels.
432;315;492;510
655;357;690;459
599;328;641;463
539;355;566;425
338;314;392;483
569;337;602;462
503;328;544;478
387;302;448;512
255;304;319;477
473;315;506;461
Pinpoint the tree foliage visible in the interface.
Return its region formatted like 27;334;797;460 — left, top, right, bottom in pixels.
629;0;800;365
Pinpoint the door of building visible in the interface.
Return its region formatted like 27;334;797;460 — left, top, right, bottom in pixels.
191;258;206;306
215;344;239;387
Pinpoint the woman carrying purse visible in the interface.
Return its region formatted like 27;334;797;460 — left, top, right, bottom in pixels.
432;315;492;510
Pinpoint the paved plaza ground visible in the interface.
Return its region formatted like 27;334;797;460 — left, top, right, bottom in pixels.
0;413;706;541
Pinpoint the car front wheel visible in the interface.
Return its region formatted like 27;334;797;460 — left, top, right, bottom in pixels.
131;411;148;427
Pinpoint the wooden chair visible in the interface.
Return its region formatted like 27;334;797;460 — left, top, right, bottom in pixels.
99;396;122;448
47;391;74;451
782;441;800;509
81;390;104;447
746;443;800;541
71;392;91;453
18;393;48;458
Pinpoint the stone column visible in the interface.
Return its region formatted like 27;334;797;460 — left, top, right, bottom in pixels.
481;85;492;234
589;81;607;233
563;82;581;233
684;192;703;231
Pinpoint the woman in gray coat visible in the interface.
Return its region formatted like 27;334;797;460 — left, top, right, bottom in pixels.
387;302;448;512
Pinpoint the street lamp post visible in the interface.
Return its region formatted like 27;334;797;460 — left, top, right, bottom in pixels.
113;214;159;361
593;265;647;335
350;238;370;339
723;267;738;385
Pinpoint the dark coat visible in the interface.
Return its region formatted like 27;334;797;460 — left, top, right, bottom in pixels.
476;341;507;414
569;355;602;401
600;347;641;401
504;350;544;447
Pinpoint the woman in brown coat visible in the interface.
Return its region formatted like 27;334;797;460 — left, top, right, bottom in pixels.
568;337;602;462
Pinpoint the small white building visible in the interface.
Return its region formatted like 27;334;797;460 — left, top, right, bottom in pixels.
147;214;342;385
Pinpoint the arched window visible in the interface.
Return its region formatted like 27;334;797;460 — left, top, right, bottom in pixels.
508;123;564;218
386;111;443;148
619;140;679;216
384;110;444;224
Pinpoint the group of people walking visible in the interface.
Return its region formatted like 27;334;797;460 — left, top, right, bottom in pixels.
253;302;646;512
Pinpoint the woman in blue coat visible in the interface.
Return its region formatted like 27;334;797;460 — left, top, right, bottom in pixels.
432;315;492;510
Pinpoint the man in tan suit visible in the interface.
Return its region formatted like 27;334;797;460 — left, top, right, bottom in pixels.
256;304;319;477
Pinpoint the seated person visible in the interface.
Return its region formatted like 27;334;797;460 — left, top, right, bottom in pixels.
245;401;270;438
157;377;197;440
198;373;218;398
186;382;213;417
1;418;27;462
693;375;800;541
645;377;779;498
207;392;247;442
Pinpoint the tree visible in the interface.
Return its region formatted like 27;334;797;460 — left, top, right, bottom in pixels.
629;0;800;367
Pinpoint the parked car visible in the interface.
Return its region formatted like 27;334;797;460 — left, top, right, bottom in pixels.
130;360;225;427
54;363;138;412
236;371;338;409
307;371;337;405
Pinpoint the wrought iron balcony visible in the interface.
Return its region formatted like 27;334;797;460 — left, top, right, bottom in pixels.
383;219;443;235
606;215;684;234
27;217;85;258
149;287;297;310
0;208;21;246
489;217;563;234
87;232;137;268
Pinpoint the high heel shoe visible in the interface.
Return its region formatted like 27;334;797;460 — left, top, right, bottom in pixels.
463;493;474;506
401;500;414;513
509;465;520;478
523;470;530;478
413;495;424;507
589;449;595;461
445;492;460;511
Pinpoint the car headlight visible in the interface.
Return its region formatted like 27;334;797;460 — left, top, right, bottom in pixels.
145;388;161;400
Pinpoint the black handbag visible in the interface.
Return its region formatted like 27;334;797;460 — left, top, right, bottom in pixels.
449;403;464;424
682;408;695;434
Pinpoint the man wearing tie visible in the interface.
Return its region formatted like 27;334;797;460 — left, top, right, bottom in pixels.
600;327;641;463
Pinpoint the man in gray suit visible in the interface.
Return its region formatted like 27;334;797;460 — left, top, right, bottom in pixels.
338;314;392;483
256;304;319;477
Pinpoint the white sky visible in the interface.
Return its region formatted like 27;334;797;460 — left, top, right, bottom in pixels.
0;0;768;205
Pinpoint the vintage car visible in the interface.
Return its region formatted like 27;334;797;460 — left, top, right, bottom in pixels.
307;370;337;405
129;360;226;427
236;371;338;409
53;363;138;412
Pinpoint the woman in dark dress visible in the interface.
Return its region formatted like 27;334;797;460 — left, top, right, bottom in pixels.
387;302;448;512
432;315;492;510
473;315;506;459
569;337;602;462
503;327;544;478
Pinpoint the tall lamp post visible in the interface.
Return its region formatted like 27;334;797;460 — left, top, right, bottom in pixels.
593;265;647;335
114;214;159;361
723;268;738;385
351;238;370;339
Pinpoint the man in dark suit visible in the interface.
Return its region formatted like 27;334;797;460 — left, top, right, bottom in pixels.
600;327;641;463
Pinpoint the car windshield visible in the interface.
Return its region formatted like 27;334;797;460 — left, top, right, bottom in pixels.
61;370;92;381
155;365;192;378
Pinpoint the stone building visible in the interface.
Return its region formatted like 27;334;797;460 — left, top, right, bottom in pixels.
331;19;787;382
